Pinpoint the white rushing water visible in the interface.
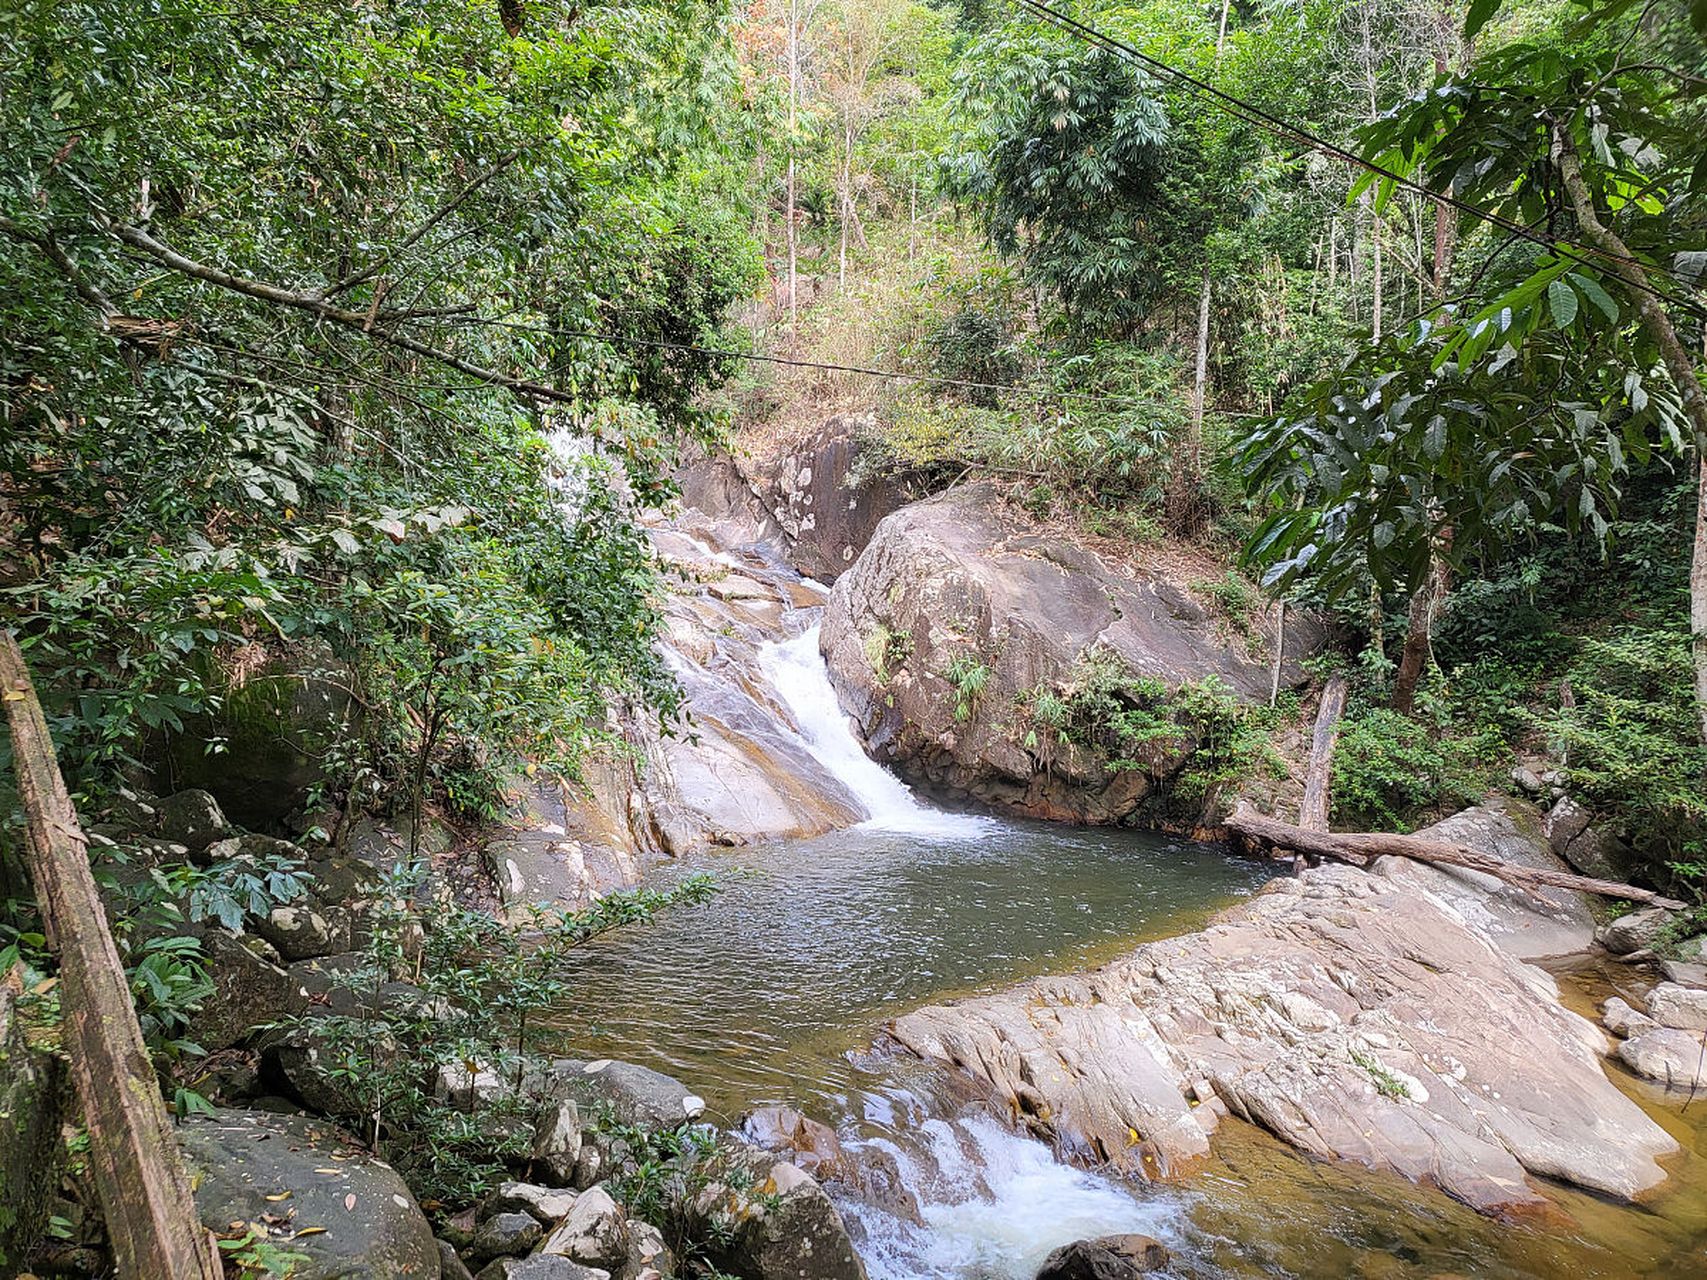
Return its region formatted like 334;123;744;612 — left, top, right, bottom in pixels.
840;1113;1188;1280
759;625;991;838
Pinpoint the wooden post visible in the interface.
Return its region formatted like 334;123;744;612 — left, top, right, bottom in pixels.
0;633;221;1280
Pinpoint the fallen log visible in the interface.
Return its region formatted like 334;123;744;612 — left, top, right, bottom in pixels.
0;632;222;1279
1225;803;1686;912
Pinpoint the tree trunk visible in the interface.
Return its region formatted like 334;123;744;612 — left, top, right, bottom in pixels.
1553;124;1707;746
0;634;222;1280
1299;674;1348;833
1392;552;1448;714
786;0;800;344
1226;805;1686;910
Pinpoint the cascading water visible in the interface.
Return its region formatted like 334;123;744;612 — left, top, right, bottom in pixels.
758;624;991;839
841;1112;1190;1280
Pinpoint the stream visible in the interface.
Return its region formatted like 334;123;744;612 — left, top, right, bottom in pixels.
548;619;1707;1279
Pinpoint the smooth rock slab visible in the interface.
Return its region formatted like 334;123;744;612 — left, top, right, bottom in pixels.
181;1108;438;1280
891;837;1677;1216
476;1259;609;1280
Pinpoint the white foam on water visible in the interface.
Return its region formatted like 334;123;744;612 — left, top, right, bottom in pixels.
758;625;991;838
841;1113;1186;1280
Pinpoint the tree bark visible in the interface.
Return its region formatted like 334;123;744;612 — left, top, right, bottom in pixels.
0;633;221;1280
1299;674;1348;833
1552;123;1707;746
1226;805;1686;910
1391;552;1447;714
786;0;800;343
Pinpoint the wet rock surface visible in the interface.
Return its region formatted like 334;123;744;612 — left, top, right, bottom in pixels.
889;804;1676;1215
1035;1233;1171;1279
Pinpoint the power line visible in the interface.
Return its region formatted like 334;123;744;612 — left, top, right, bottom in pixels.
429;314;1178;411
1013;0;1707;323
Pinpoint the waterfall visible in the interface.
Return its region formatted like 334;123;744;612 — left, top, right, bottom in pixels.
837;1112;1186;1280
759;625;990;838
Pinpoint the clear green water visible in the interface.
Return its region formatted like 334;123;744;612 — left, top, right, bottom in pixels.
547;819;1267;1120
543;821;1707;1280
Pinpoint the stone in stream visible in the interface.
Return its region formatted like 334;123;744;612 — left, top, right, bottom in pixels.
888;803;1678;1216
702;1141;869;1280
179;1108;438;1280
1036;1233;1171;1279
1596;906;1675;955
1603;996;1657;1039
742;1104;845;1176
1617;1027;1707;1089
1646;982;1707;1032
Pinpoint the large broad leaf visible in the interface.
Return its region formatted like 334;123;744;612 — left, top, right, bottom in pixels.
1465;0;1505;39
1547;277;1578;329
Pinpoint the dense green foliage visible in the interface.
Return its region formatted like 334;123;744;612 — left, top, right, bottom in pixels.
2;0;761;826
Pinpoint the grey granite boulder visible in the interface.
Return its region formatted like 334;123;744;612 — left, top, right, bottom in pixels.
180;1108;437;1280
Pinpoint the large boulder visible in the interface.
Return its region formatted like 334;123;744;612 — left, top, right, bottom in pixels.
180;1108;439;1280
1388;798;1595;959
193;928;296;1052
676;416;910;582
821;485;1320;821
705;1143;868;1280
889;805;1677;1216
537;1058;706;1133
163;641;353;828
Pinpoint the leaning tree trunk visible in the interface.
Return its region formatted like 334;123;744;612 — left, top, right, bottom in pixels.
0;634;222;1280
1553;124;1707;747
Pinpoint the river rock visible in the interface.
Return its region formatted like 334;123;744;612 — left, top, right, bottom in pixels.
439;1239;477;1280
180;1108;438;1280
194;928;296;1051
1617;1026;1707;1088
676;415;910;582
467;1212;543;1265
532;1099;585;1186
889;807;1677;1216
742;1104;845;1176
1647;983;1707;1032
476;1259;610;1280
252;903;345;962
539;1185;629;1270
706;1143;868;1280
629;1221;674;1277
1603;996;1657;1038
1036;1233;1170;1279
485;1182;577;1225
1597;907;1675;955
154;788;233;854
821;484;1320;821
539;1058;705;1133
1376;799;1593;958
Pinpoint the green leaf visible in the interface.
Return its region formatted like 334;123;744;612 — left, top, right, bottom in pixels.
1568;273;1620;323
1465;0;1504;39
1547;278;1578;329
